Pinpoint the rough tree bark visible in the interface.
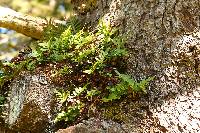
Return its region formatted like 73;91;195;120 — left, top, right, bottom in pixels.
81;0;199;132
0;0;200;132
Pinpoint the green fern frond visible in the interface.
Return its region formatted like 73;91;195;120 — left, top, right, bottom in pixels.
65;16;82;33
44;16;81;40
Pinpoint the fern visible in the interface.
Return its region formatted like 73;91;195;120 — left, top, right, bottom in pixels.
136;76;154;93
102;71;154;102
65;16;82;33
54;100;83;123
44;18;66;40
44;16;81;40
102;82;127;102
0;19;154;124
55;90;70;104
73;84;88;96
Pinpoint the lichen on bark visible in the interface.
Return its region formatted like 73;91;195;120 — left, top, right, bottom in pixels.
74;0;200;132
4;71;59;132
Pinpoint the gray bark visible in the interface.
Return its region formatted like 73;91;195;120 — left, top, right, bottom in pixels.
76;0;200;132
4;71;59;133
1;0;200;132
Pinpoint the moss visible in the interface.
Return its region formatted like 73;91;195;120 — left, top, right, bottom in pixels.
100;96;149;124
101;105;129;123
12;101;49;133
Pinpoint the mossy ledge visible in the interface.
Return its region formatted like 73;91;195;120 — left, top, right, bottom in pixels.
0;18;153;129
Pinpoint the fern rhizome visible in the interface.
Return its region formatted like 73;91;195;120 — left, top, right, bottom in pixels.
0;17;153;125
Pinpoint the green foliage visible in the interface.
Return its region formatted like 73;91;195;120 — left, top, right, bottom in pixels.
0;19;154;124
102;71;154;102
55;88;83;122
115;70;154;93
0;56;36;88
0;61;23;87
42;20;153;123
26;60;36;71
86;89;101;98
54;100;83;123
44;17;81;40
0;96;5;106
0;95;5;115
54;85;87;122
55;90;70;104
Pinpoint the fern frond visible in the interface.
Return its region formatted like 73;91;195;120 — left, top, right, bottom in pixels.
65;16;82;33
43;18;67;40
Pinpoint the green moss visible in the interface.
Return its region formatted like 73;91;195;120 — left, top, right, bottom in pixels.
101;98;149;123
101;105;129;123
13;101;48;132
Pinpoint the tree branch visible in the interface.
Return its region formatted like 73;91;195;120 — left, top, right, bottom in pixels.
0;6;65;40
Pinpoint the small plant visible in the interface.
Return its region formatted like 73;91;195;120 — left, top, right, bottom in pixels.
54;85;87;122
0;18;154;124
102;70;154;102
54;100;83;123
41;20;153;123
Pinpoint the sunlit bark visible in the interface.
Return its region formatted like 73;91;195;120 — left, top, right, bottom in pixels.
0;6;65;40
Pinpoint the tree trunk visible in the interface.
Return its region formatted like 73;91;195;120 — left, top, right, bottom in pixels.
1;0;200;132
73;0;200;132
